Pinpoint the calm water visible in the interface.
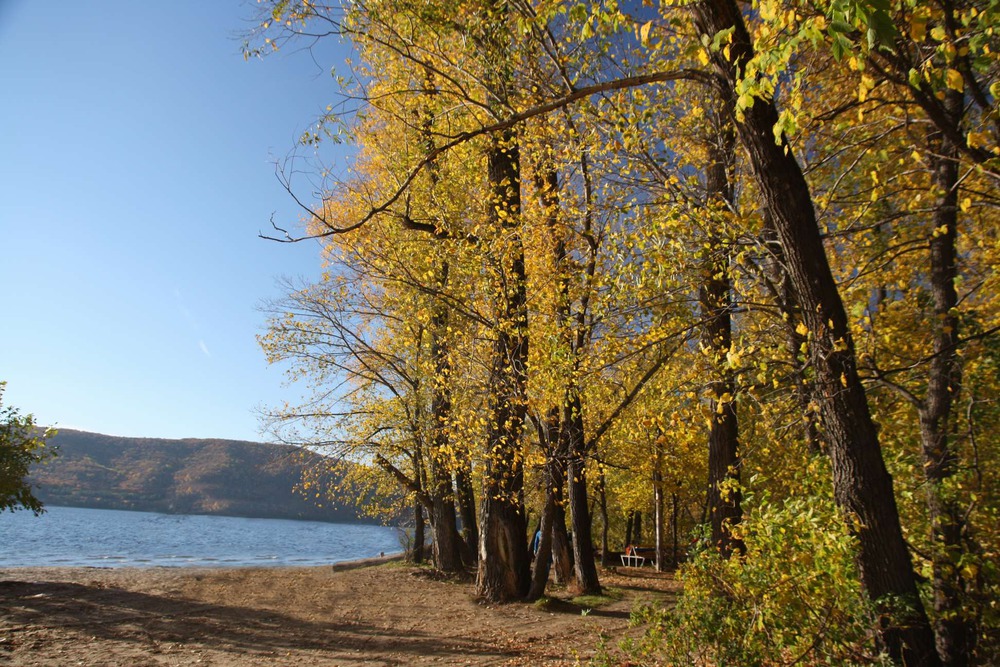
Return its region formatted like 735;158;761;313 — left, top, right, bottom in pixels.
0;506;400;568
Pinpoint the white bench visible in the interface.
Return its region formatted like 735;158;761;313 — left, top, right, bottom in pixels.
620;553;645;567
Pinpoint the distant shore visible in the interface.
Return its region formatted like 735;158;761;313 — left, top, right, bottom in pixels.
0;559;678;666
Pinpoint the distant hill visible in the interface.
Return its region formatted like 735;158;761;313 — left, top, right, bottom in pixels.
28;429;368;524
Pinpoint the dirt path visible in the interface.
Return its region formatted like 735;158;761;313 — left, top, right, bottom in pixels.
0;561;677;666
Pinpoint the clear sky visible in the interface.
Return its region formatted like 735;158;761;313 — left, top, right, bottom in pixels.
0;0;351;442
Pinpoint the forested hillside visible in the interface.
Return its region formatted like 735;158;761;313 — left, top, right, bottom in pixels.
244;1;1000;664
29;430;368;524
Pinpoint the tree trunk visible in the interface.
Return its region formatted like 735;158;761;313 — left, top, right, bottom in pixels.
654;464;665;572
671;491;680;569
764;223;823;454
410;68;463;573
475;128;531;602
922;87;972;667
701;96;743;558
551;476;574;585
566;393;601;595
597;463;611;566
412;501;426;564
535;158;600;595
428;260;463;572
690;0;939;662
527;460;559;601
454;453;479;566
429;473;461;570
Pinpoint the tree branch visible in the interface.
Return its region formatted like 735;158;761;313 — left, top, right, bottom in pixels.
261;69;711;242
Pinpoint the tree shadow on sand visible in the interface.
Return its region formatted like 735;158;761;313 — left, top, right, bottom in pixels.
0;579;530;663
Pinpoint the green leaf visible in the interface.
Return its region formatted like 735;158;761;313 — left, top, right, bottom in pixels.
830;19;855;33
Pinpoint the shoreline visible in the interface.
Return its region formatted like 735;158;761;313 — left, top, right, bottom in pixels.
0;552;406;575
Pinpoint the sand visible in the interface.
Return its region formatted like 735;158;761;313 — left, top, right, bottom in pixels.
0;559;677;666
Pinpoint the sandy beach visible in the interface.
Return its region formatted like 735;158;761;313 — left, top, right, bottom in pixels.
0;559;677;666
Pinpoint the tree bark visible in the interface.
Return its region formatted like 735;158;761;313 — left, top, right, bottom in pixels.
597;463;611;566
526;458;559;600
454;451;479;566
428;260;463;572
921;87;972;667
700;105;743;558
411;67;462;573
654;446;665;572
411;501;426;564
671;490;680;569
551;472;574;585
690;0;939;663
764;223;823;454
566;393;601;595
537;160;601;594
475;127;531;602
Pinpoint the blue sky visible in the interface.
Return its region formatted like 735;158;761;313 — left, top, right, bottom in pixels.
0;0;351;441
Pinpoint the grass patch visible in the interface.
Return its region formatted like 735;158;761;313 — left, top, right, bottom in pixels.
571;587;624;610
533;596;554;610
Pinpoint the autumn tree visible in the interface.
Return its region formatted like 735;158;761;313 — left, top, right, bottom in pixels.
246;1;1000;661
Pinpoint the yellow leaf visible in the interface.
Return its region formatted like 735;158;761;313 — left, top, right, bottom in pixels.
968;131;989;148
946;68;964;92
639;20;653;46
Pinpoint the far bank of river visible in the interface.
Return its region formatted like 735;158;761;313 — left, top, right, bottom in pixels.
2;505;401;568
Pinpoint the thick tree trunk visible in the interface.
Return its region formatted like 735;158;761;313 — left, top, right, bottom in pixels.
691;0;939;663
429;474;461;570
566;394;601;595
922;89;972;667
475;128;531;602
412;502;426;564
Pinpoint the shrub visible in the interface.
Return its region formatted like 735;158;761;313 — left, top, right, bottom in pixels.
602;476;892;666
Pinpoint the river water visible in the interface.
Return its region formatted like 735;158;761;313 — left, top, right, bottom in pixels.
0;505;400;568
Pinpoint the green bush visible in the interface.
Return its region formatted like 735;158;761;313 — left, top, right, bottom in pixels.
0;381;55;515
601;479;892;666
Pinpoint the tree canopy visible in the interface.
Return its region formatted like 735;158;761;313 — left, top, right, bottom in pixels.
247;0;1000;663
